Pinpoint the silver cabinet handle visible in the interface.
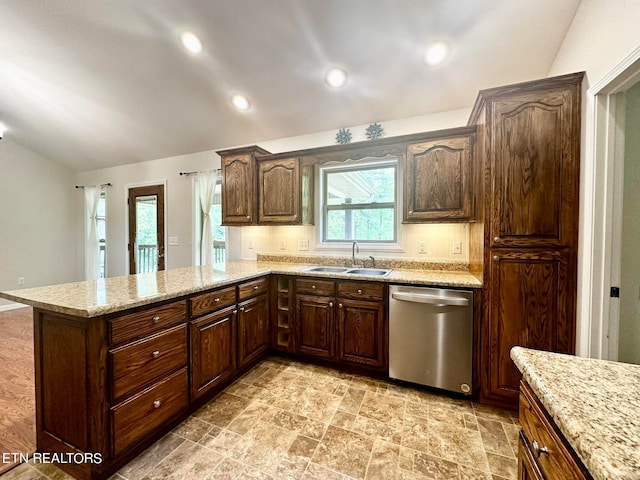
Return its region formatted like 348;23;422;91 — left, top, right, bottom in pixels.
408;210;413;214
152;316;161;324
153;400;161;409
531;440;549;457
152;350;160;359
391;291;469;307
493;255;499;261
312;285;316;290
240;306;245;311
253;285;259;290
494;236;500;242
246;215;251;220
338;303;343;308
214;297;220;303
329;302;334;307
233;309;237;314
357;289;363;294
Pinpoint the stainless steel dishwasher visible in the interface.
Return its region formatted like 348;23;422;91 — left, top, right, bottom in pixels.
389;285;473;395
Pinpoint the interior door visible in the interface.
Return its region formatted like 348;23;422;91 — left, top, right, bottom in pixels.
128;185;165;274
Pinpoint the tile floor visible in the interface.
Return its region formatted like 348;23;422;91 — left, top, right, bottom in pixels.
3;356;519;480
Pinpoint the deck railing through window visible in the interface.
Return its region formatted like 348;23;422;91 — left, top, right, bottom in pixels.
137;244;157;273
213;240;225;264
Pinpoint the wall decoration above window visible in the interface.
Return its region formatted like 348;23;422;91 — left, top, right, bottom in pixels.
335;128;352;144
365;122;383;140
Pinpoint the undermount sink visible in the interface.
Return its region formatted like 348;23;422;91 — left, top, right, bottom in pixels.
344;268;392;277
303;266;392;277
303;266;349;273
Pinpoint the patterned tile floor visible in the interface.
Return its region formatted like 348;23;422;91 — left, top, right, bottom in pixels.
2;357;519;480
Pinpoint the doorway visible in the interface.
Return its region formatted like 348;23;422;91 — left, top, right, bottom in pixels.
581;45;640;362
128;185;165;274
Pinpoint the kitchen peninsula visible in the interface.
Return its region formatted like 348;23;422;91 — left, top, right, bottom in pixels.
511;346;640;480
0;260;480;480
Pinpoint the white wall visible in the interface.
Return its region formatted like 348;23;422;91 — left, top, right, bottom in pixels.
618;81;640;363
0;138;78;308
549;0;640;84
75;150;217;277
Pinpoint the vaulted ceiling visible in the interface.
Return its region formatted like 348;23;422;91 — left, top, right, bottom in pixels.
0;0;581;171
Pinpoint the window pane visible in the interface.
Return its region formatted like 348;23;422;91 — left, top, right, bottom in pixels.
326;166;395;205
326;207;395;242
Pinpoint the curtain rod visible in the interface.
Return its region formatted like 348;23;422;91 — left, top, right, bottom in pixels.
179;168;221;176
75;182;112;189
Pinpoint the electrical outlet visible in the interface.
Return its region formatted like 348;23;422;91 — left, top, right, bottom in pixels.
298;239;309;251
418;241;427;254
452;241;462;254
280;240;286;250
168;236;179;246
248;240;253;250
18;277;25;286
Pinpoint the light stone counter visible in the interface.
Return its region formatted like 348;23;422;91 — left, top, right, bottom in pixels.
511;346;640;480
0;260;482;318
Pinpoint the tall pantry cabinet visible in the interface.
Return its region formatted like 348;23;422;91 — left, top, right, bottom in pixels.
469;72;584;409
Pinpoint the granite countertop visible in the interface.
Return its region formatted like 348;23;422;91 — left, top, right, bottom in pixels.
0;260;482;318
511;346;640;480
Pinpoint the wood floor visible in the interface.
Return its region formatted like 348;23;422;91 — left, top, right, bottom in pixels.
0;307;36;475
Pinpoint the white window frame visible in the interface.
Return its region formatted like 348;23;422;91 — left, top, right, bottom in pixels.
316;156;403;252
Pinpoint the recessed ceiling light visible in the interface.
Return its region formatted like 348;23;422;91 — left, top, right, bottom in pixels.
179;31;203;54
424;42;449;66
231;94;251;111
0;123;5;138
325;67;348;88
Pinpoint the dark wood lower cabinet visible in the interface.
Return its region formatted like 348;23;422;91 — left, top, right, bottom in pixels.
483;250;573;407
295;294;335;359
237;293;269;368
190;306;237;400
337;298;385;369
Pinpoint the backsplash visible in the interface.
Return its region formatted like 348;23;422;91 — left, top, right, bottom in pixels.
257;253;469;272
239;223;470;262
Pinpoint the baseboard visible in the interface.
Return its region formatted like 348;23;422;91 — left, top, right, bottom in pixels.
0;302;29;312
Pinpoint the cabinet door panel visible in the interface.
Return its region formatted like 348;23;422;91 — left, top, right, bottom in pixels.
490;87;579;248
190;306;236;400
222;153;255;224
337;299;385;369
404;134;473;221
237;294;269;368
258;158;300;223
296;294;334;359
484;250;573;405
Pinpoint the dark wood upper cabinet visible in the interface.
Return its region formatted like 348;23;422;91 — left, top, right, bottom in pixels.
404;128;476;222
219;146;270;226
489;87;579;248
258;157;301;223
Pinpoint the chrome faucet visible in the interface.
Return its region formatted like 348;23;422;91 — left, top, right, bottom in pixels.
352;241;359;267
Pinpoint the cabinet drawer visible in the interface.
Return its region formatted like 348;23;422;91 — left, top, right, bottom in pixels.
337;282;384;301
110;300;187;345
110;324;188;401
519;382;589;480
190;286;236;318
111;368;189;456
238;277;269;301
296;278;335;296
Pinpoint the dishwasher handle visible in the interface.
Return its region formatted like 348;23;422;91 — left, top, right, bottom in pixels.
391;291;469;307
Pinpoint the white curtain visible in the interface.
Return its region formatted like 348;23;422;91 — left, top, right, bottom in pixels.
197;170;220;265
84;186;102;280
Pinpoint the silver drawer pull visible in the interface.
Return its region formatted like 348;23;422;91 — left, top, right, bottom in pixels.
153;400;161;409
253;285;259;290
246;215;251;220
152;350;160;359
357;289;363;294
214;297;220;303
339;303;343;308
329;302;334;307
531;440;549;457
494;236;501;242
493;255;499;261
312;285;316;290
152;316;161;324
